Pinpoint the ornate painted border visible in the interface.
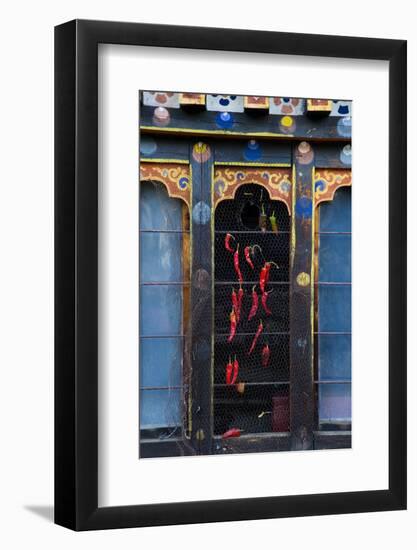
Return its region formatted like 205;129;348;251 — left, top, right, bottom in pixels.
314;169;352;207
213;166;292;213
139;162;191;207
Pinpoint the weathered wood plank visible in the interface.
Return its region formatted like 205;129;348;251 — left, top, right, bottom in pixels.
139;134;190;161
140;105;351;141
214;138;291;165
213;433;291;454
315;143;351;168
289;141;316;450
313;431;352;450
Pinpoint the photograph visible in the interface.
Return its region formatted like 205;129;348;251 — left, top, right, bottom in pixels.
139;92;352;458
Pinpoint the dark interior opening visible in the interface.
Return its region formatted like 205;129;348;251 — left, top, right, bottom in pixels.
240;200;260;230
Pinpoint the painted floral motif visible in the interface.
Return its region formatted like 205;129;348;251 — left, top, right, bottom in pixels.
206;95;244;113
192;142;211;163
142;91;180;108
314;169;352;207
330;100;352;117
269;97;305;115
213;167;292;213
140;163;190;207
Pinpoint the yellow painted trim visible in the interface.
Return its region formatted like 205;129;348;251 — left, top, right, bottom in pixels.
187;162;193;436
214;161;291;168
290;163;296;267
140;125;293;139
140;157;189;164
310;167;315;380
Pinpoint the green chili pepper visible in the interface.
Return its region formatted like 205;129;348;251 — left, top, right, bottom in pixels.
270;211;278;233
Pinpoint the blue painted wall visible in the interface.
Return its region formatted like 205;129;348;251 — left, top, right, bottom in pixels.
139;182;183;429
318;187;352;423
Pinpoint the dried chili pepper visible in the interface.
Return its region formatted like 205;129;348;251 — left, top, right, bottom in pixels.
261;290;272;316
222;428;241;439
228;309;237;343
237;285;244;318
259;204;267;232
225;233;235;253
262;343;270;367
248;285;259;321
234;244;243;283
244;245;255;269
270;211;278;233
231;356;239;385
259;261;279;293
231;287;239;322
248;319;263;355
226;357;233;385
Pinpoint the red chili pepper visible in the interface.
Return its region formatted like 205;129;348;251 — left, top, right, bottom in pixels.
248;285;259;321
225;233;236;253
231;288;239;322
222;428;241;439
231;356;239;385
226;357;233;385
228;309;237;342
262;343;270;367
237;285;244;318
234;244;243;283
259;261;279;293
248;319;263;354
261;290;272;316
244;245;254;269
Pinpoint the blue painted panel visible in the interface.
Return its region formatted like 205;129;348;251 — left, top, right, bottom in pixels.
140;285;182;336
140;389;181;428
140;233;183;282
318;334;351;380
139;181;183;231
318;285;351;332
319;234;351;282
318;383;351;422
140;337;182;388
319;186;351;232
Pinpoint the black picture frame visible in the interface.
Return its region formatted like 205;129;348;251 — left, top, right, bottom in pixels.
55;19;407;531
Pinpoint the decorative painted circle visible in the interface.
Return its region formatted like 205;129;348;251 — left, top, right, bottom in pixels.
295;196;313;218
279;180;291;194
243;139;262;161
192;142;211;163
152;106;170;127
279;115;296;134
192;201;211;225
215;111;234;129
296;272;311;287
315;179;327;192
281;116;293;128
337;116;352;137
139;136;157;155
340;144;352;165
178;176;189;190
298;141;311;154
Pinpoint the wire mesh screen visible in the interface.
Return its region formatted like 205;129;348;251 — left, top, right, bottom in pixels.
213;184;290;436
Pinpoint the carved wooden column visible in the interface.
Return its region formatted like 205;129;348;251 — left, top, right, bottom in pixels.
289;141;316;450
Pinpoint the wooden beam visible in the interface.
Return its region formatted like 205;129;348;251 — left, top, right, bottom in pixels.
140;106;351;142
313;431;351;450
189;141;214;454
289;141;316;450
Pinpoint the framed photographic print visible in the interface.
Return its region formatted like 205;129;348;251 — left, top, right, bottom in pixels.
55;20;407;530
